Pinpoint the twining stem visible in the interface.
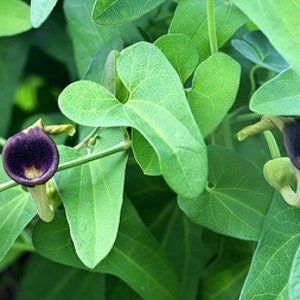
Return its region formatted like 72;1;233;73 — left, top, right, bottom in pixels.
74;127;100;150
207;0;218;54
263;130;281;159
0;139;131;193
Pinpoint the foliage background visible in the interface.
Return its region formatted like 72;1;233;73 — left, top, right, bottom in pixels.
1;0;300;299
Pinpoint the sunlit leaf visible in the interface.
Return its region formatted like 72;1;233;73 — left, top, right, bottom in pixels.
30;0;58;28
250;68;300;116
187;52;240;137
92;0;165;25
55;128;128;268
0;0;31;37
154;33;199;83
170;0;247;61
59;42;207;199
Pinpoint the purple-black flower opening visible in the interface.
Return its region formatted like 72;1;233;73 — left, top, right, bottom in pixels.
2;127;59;187
283;118;300;170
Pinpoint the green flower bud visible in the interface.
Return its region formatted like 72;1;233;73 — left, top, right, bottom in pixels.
263;157;296;190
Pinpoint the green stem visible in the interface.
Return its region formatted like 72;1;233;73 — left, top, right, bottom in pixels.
222;115;234;150
74;127;100;150
263;130;281;159
11;241;35;253
0;140;131;193
207;0;218;54
58;140;131;172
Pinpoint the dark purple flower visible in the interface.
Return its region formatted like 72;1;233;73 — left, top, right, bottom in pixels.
2;127;59;187
283;118;300;170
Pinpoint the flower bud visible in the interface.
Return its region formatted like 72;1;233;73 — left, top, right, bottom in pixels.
263;157;295;190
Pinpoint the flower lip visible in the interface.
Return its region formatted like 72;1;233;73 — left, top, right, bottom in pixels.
2;127;59;187
283;118;300;170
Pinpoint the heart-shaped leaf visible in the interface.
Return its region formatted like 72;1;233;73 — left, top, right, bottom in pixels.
59;42;207;199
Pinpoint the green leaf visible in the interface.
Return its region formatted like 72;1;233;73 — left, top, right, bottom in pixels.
178;145;273;241
0;0;31;37
239;193;300;299
131;129;161;176
169;0;247;61
92;0;165;25
33;200;179;300
30;0;58;28
0;158;36;261
231;31;289;73
187;52;241;137
250;68;300;116
59;42;208;199
83;39;123;83
233;0;300;75
18;255;105;300
0;36;30;136
64;0;142;77
154;33;199;83
289;244;300;300
55;128;128;268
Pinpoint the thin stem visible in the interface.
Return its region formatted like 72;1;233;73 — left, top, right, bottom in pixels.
263;130;281;159
58;140;131;172
74;127;100;150
11;241;35;253
222;115;234;150
207;0;218;54
0;139;131;193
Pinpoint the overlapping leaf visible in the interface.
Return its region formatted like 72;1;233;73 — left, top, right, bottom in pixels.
55;128;128;268
154;33;199;83
250;68;300;116
0;158;36;261
33;200;179;300
30;0;58;28
239;193;300;299
187;52;241;137
59;42;207;199
0;1;31;37
178;145;273;240
233;0;300;75
169;0;247;61
92;0;165;25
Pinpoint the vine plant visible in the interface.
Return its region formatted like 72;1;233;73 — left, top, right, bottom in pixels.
0;0;300;299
